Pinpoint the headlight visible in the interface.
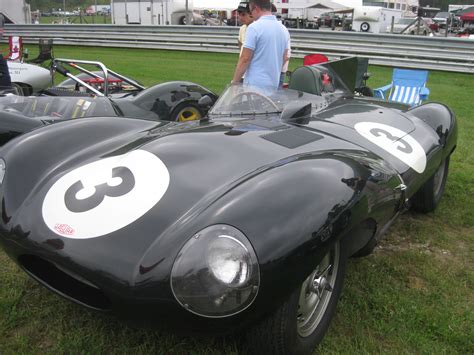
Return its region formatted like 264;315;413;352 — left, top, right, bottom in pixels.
0;159;5;184
171;224;259;318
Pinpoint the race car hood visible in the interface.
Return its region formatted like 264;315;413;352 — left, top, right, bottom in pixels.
0;116;362;289
312;99;415;133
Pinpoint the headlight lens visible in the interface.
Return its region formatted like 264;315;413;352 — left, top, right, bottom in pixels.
171;224;259;318
0;159;5;184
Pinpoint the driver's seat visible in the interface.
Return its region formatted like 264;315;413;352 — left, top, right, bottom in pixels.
288;66;322;96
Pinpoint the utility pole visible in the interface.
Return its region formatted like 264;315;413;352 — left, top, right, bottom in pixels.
185;0;190;25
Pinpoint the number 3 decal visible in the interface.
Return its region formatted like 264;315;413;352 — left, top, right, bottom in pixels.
65;166;136;213
42;150;170;239
355;122;426;173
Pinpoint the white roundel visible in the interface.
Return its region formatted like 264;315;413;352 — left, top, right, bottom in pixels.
42;150;170;239
355;122;426;173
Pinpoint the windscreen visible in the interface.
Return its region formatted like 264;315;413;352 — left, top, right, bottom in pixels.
0;95;116;120
209;84;324;117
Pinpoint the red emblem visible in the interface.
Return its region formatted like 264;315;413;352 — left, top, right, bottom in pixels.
322;73;331;85
54;223;75;236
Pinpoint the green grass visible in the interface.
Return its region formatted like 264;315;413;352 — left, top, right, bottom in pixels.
0;46;473;353
39;15;112;25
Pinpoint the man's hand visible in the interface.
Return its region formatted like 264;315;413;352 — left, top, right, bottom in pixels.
232;47;253;83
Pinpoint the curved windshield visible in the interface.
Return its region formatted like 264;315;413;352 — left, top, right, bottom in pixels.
209;84;324;117
0;95;116;120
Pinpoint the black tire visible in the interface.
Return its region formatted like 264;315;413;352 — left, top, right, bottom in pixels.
351;237;377;258
169;102;203;122
411;157;450;213
360;22;370;32
180;16;187;25
244;241;346;354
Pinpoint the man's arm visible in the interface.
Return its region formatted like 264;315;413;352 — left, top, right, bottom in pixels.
282;49;289;70
232;47;253;83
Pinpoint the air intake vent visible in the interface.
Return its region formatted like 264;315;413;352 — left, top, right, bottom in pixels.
18;255;111;310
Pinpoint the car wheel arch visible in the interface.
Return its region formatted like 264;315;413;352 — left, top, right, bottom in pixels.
408;103;457;148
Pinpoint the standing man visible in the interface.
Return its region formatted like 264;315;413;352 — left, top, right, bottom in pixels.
232;0;290;90
237;2;253;56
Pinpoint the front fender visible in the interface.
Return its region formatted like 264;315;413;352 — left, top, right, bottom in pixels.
204;151;401;311
138;150;402;315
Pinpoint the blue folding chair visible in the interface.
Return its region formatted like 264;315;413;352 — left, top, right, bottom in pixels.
374;68;430;107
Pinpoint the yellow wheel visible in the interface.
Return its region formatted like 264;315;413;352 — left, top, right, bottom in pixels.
176;105;202;122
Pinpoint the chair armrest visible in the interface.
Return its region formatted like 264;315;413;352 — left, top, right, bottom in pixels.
420;87;430;101
373;84;392;100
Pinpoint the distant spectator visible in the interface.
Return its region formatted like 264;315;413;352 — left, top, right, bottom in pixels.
237;2;253;56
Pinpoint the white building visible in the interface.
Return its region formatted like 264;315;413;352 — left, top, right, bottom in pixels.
0;0;31;24
111;0;194;25
273;0;362;20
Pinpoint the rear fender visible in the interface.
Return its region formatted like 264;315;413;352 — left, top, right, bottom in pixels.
409;102;457;156
128;81;218;119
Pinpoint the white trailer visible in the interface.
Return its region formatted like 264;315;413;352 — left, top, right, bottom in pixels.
0;0;31;24
353;6;402;33
111;0;194;25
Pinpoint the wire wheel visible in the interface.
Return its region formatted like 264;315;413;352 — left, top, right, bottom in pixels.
297;242;340;337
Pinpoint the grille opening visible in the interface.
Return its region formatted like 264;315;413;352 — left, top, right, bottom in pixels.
18;255;111;310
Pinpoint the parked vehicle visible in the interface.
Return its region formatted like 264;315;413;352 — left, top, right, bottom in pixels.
353;6;402;33
388;17;431;35
456;26;474;38
317;12;342;27
7;61;51;95
0;57;457;354
423;17;439;32
0;59;218;146
433;11;453;29
283;17;319;29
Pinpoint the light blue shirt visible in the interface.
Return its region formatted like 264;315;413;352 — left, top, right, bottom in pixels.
243;15;290;90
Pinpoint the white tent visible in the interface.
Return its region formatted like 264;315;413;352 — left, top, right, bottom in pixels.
193;0;241;11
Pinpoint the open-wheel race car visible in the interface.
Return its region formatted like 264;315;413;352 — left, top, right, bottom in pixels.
0;57;457;353
0;58;217;145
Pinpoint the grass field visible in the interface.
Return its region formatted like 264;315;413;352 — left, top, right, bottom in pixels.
0;46;473;353
39;15;112;25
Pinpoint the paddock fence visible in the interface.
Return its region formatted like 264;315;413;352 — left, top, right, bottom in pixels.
5;24;474;73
